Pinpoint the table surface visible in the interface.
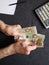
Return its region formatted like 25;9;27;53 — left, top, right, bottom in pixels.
0;0;49;65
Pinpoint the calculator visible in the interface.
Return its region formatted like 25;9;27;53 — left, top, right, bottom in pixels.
35;2;49;29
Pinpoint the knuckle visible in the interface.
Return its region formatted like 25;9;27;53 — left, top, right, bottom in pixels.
32;45;37;50
24;47;30;55
16;24;21;28
25;51;30;55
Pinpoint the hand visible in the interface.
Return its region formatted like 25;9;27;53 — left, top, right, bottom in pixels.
0;20;23;36
0;40;37;59
14;39;37;55
4;24;22;36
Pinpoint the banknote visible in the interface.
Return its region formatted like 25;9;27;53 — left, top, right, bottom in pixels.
18;26;37;34
14;26;45;48
18;33;45;48
33;34;45;47
14;26;37;40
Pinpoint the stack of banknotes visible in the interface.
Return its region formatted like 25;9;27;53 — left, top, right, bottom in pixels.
14;26;45;48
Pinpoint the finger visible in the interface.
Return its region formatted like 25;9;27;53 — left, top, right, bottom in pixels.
13;24;22;30
14;33;26;42
4;25;12;36
28;42;36;46
24;45;37;55
24;50;30;55
11;25;22;36
22;40;31;47
22;40;37;47
14;40;30;48
13;32;25;37
26;45;37;52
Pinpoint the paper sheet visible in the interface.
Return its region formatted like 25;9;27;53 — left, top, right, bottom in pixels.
0;0;17;15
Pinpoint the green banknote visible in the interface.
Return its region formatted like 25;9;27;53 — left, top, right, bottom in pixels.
19;26;37;34
14;26;45;48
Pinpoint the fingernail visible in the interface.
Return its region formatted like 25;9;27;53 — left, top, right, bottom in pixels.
28;42;36;46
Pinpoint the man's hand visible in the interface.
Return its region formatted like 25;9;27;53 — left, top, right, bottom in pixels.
0;20;22;36
0;40;37;59
14;39;37;55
